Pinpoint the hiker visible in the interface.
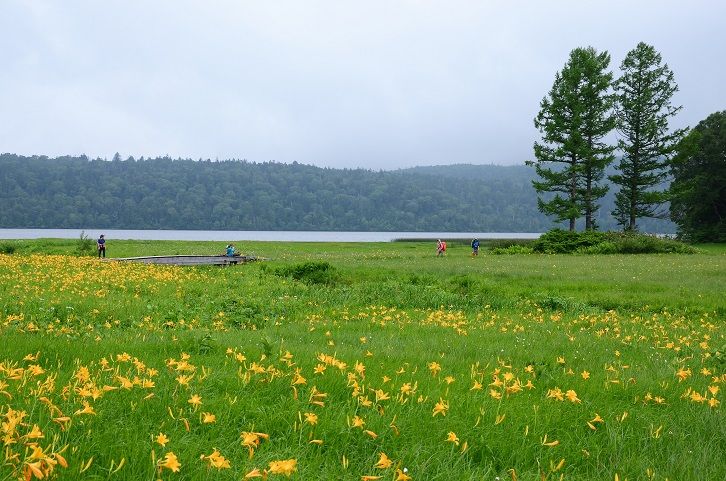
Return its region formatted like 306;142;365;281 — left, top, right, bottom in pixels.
97;234;106;258
471;238;480;256
225;244;236;257
436;239;447;256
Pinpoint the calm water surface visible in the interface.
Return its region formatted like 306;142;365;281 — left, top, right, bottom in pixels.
0;229;540;242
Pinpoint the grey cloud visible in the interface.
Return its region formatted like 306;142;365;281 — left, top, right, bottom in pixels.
1;0;724;169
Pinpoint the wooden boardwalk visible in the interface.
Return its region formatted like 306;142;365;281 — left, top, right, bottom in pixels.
108;255;261;266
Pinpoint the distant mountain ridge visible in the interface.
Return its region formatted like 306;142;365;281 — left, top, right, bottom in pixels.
0;154;675;232
399;163;535;182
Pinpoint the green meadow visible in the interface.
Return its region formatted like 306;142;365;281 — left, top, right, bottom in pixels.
0;239;724;481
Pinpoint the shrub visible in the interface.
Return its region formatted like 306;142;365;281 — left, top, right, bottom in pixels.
274;261;340;285
533;229;608;253
613;233;696;254
534;229;696;254
490;245;535;255
75;231;96;256
0;242;16;254
486;239;535;250
578;241;618;254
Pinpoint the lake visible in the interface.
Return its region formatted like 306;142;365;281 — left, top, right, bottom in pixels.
0;229;541;242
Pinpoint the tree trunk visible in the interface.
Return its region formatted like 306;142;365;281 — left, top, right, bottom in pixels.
570;156;577;231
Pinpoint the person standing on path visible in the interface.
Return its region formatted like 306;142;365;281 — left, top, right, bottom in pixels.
471;238;480;256
97;234;106;258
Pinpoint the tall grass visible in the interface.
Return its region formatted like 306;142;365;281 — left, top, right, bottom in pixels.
0;241;723;480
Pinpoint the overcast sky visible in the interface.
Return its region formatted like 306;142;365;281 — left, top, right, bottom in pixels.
1;1;724;169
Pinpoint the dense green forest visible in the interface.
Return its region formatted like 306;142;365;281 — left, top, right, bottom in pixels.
0;154;675;232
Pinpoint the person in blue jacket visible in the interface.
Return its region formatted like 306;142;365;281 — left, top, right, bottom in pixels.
97;234;106;258
471;238;480;256
225;244;236;257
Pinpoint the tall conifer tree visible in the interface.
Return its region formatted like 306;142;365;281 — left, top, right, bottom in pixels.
670;110;726;242
532;47;615;231
611;42;685;230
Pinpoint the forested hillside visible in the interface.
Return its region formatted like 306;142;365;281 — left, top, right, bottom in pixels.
0;154;675;232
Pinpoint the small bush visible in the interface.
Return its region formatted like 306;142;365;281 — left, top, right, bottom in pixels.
75;231;96;256
486;239;535;250
274;261;340;285
534;229;696;254
449;274;475;292
533;229;608;253
490;245;535;255
0;242;16;254
578;241;618;254
614;233;695;254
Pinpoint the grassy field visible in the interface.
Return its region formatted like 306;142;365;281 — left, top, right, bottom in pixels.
0;239;724;480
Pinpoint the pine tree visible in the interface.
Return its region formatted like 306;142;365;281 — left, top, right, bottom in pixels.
611;42;685;230
670;111;726;242
578;49;616;230
532;47;615;231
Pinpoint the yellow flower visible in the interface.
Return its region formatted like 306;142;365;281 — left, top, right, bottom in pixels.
73;401;96;416
241;431;260;446
157;452;181;472
351;415;365;428
268;459;297;477
446;431;460;446
374;452;393;469
314;364;327;374
581;370;590;380
188;394;202;407
432;398;449;417
471;380;483;390
304;412;318;425
428;361;442;376
395;468;412;480
202;412;216;424
676;367;691;382
292;369;307;385
565;390;581;403
200;449;230;469
546;387;564;401
374;389;390;402
155;433;170;447
25;424;44;439
689;391;705;403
